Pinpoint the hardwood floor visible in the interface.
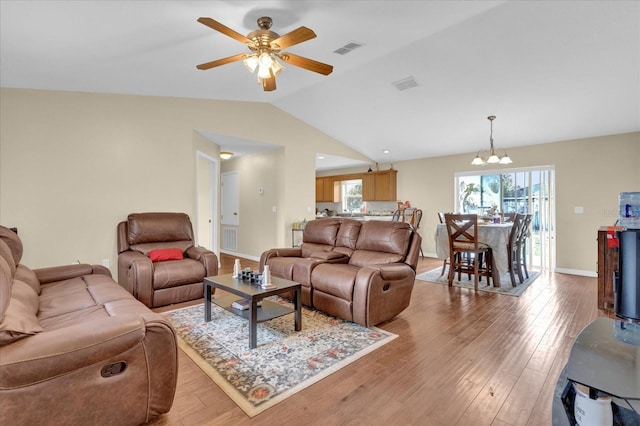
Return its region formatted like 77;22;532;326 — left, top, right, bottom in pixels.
150;254;604;426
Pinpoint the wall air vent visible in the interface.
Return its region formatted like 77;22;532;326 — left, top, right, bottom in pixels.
333;41;365;55
392;76;419;91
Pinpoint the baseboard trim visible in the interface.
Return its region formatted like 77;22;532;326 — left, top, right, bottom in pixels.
554;268;597;278
220;250;260;262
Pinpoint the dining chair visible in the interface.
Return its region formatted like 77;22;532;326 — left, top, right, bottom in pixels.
502;212;517;222
507;213;526;286
410;208;424;257
438;212;451;275
518;214;533;279
391;209;404;222
444;213;494;291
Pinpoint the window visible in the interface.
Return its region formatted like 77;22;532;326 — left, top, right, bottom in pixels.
455;166;556;271
341;179;363;213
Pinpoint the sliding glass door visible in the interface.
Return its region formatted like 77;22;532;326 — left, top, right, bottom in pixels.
455;166;556;271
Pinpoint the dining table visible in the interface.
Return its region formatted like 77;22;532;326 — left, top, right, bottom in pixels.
435;221;514;287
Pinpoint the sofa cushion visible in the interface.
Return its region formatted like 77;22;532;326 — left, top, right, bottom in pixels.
0;257;12;320
38;274;134;320
0;239;16;276
349;250;405;267
127;212;194;245
300;219;341;257
148;248;184;262
0;279;43;345
334;219;362;257
0;226;23;267
130;240;193;256
311;263;360;301
15;265;40;295
355;221;411;255
152;259;205;289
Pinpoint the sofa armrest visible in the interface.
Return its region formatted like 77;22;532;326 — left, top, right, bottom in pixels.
35;264;111;284
0;314;149;388
185;246;218;276
259;248;302;271
352;263;416;327
117;251;153;304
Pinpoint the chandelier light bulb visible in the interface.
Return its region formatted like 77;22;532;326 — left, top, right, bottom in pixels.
487;153;500;164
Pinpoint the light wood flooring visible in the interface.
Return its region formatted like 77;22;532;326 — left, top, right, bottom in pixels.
149;253;605;426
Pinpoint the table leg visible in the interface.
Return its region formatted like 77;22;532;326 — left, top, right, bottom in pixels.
491;256;501;288
204;282;212;322
249;300;258;349
294;287;302;331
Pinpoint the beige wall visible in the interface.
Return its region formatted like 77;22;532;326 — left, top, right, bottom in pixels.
320;132;640;274
1;88;637;275
0;88;369;270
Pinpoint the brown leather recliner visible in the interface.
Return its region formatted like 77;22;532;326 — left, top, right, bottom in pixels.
0;225;177;425
117;212;218;308
261;219;421;327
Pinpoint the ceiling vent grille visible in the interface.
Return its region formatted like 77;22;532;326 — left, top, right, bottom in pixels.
392;76;419;91
333;41;364;55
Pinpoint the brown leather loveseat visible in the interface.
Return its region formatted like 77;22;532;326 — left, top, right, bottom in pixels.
260;218;421;327
0;225;177;425
117;212;218;308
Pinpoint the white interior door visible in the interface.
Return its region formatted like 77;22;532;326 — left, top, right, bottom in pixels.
221;172;239;226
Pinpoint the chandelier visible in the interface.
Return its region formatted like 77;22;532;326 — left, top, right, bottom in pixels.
471;115;513;165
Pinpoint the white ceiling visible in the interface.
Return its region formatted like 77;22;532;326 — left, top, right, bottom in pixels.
1;1;638;170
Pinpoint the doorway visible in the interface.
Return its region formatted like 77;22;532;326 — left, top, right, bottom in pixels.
196;152;218;254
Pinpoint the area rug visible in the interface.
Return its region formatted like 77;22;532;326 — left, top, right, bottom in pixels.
415;266;540;296
161;299;397;417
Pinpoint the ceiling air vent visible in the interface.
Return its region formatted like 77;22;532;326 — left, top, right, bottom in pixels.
392;76;419;91
333;41;364;55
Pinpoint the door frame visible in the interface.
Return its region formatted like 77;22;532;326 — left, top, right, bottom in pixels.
195;151;219;255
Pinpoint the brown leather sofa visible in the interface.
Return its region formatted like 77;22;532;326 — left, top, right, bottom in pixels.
0;225;177;425
260;218;421;327
117;212;218;308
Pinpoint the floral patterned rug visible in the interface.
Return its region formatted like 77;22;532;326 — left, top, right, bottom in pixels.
161;298;397;417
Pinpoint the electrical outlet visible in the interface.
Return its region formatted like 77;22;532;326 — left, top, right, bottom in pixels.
102;259;110;268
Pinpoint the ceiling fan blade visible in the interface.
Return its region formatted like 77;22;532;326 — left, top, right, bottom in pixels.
262;75;277;92
197;17;252;45
196;53;247;70
279;52;333;75
270;26;316;49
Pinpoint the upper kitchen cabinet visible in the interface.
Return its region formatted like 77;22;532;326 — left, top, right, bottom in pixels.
316;177;340;202
362;170;397;201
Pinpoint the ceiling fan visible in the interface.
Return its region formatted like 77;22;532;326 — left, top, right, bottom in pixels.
196;16;333;92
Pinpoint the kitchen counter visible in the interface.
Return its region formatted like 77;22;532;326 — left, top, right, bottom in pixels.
317;213;394;221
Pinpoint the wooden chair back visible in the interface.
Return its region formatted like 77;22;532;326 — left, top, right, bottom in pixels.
444;213;480;251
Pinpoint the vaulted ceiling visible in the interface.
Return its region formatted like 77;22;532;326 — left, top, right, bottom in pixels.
1;1;638;170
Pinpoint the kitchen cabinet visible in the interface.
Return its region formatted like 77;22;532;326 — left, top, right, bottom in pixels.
315;177;340;202
597;226;621;312
362;170;397;201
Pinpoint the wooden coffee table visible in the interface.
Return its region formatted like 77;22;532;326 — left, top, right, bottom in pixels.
204;273;302;349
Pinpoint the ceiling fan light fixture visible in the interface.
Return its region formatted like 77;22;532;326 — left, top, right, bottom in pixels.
196;16;333;92
219;151;234;160
243;55;258;73
271;59;285;76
